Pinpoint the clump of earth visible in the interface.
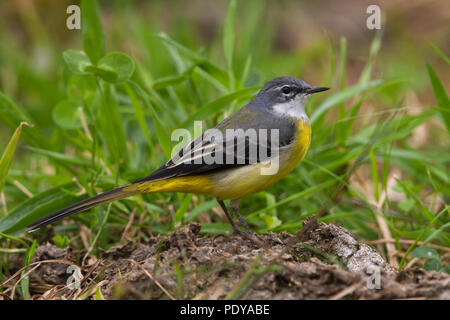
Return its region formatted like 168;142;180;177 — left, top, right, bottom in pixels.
5;220;449;300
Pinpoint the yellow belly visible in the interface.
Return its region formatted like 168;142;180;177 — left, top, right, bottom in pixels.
208;119;311;199
134;120;311;200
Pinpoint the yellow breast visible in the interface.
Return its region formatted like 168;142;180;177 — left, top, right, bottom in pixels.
206;119;311;199
281;119;312;176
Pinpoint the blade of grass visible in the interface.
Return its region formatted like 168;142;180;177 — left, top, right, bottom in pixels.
238;55;252;90
21;240;37;300
26;146;91;168
0;183;80;234
175;194;193;223
310;80;382;126
124;83;154;154
429;42;450;65
335;37;348;143
96;82;128;166
426;64;450;133
359;30;382;84
157;33;229;88
0;93;45;148
128;81;172;158
151;65;197;90
184;200;217;223
395;178;435;222
0;122;33;194
247;179;336;219
398;205;449;270
223;0;237;90
181;86;260;127
369;148;380;202
0;232;31;248
81;0;105;64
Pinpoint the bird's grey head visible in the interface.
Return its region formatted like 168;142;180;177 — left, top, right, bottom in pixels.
254;76;329;120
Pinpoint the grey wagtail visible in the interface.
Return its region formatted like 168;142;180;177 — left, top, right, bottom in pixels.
27;76;329;240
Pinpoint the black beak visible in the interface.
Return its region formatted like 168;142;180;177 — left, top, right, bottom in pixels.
306;86;330;94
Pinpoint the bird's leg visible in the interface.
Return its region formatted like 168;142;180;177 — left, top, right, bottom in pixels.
229;199;254;235
217;200;245;235
230;199;266;248
217;200;265;248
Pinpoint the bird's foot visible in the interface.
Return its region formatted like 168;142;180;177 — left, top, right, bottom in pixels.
232;228;266;248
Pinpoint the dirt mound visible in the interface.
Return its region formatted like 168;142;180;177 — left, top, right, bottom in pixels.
8;221;450;300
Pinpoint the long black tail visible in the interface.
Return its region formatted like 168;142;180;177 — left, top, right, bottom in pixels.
27;185;140;232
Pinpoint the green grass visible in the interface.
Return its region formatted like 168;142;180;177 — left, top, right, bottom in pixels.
0;0;449;298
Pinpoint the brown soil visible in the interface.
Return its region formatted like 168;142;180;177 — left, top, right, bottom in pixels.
5;221;449;300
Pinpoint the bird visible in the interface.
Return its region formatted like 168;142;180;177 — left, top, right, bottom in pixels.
27;76;329;243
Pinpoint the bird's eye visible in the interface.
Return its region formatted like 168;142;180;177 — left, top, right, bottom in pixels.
281;86;291;94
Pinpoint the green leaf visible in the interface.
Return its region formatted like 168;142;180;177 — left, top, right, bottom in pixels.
260;213;281;230
175;194;193;222
52;234;70;249
263;192;277;216
0;183;80;234
21;273;30;300
0;122;33;193
411;246;439;259
95;287;103;300
52;99;87;129
96;83;128;164
96;52;135;83
423;258;442;271
25;240;37;265
62;50;92;74
84;65;118;82
398;198;415;212
426;64;450;133
81;0;105;64
67;74;97;105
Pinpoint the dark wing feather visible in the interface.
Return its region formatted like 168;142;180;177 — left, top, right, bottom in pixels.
136;106;296;183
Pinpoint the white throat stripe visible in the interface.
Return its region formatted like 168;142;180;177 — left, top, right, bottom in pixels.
272;95;309;121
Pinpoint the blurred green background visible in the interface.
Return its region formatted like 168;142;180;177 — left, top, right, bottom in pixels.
0;0;449;278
